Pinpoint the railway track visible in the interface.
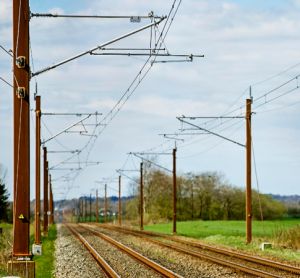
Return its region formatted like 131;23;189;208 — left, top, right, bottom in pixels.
89;223;300;278
66;224;182;278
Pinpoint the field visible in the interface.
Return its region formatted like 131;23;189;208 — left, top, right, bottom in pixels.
145;219;300;262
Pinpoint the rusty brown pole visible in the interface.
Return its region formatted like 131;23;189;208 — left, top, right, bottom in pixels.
49;175;53;225
12;0;30;257
104;184;107;223
89;193;92;222
172;148;177;234
35;96;41;245
140;162;144;231
246;98;252;244
51;181;54;223
118;175;122;226
96;189;99;223
43;148;48;235
84;197;87;222
80;198;83;222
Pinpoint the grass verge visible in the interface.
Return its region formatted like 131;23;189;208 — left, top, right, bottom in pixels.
33;224;57;278
144;219;300;263
0;223;13;276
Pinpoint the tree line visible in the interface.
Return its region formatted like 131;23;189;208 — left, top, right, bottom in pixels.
0;165;10;222
124;169;288;223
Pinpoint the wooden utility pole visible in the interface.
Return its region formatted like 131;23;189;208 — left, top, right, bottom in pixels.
140;162;144;231
172;148;177;234
12;0;30;257
35;96;41;244
118;175;122;226
246;98;252;243
104;184;107;223
43;147;48;235
96;189;99;223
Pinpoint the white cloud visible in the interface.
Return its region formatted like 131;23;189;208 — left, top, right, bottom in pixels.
0;0;12;24
1;1;300;198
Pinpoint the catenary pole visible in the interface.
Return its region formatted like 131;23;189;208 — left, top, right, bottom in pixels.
246;97;252;243
12;0;30;256
85;196;87;222
49;175;53;225
96;189;99;223
140;162;144;231
35;96;41;244
172;148;177;234
89;193;92;222
118;175;122;226
43;149;49;235
104;184;107;223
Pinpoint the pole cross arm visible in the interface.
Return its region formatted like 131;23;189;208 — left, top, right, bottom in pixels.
30;12;164;20
177;117;245;148
91;52;204;60
131;153;172;173
31;17;166;77
116;170;139;184
41;114;91;144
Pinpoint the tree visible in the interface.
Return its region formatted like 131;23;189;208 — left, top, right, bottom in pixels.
0;165;9;222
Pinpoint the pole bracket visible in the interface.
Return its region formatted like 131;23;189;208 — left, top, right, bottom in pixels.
16;87;26;98
16;56;26;68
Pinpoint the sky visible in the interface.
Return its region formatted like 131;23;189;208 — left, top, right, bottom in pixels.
1;0;300;201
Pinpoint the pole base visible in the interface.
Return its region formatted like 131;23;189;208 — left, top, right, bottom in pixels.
32;244;42;256
7;259;35;278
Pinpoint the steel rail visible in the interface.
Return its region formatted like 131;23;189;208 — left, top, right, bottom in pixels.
134;228;300;275
66;224;120;278
98;224;300;277
79;224;183;278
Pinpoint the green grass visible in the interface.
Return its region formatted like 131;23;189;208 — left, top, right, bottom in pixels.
33;224;57;278
0;223;57;277
145;219;299;238
0;223;13;276
144;219;300;262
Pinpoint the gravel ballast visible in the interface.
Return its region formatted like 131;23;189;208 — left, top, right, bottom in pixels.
54;224;105;278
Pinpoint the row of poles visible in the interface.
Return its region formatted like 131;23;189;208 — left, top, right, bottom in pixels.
119;98;252;242
12;0;54;255
34;95;55;245
78;178;122;225
11;0;253;259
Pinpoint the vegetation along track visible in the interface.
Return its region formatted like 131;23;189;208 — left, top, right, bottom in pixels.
66;224;182;278
90;223;300;278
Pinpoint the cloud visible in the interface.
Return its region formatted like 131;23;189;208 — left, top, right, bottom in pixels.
84;95;225;118
2;1;300;198
0;0;12;24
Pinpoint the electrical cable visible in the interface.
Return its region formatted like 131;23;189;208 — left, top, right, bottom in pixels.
82;0;183;166
0;77;13;88
254;98;300;115
15;0;22;58
0;45;13;57
251;62;300;87
253;75;299;103
253;85;299;110
251;133;264;223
